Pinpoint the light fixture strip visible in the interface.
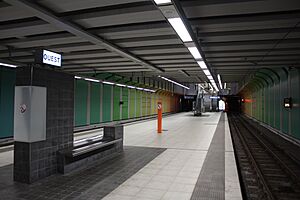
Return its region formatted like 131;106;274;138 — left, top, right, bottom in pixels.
75;76;156;92
217;74;223;89
84;78;100;83
153;0;172;5
188;47;202;59
167;18;192;42
116;83;126;87
0;62;18;68
159;76;189;90
207;75;213;80
203;70;211;76
197;61;207;69
102;81;115;85
155;1;220;91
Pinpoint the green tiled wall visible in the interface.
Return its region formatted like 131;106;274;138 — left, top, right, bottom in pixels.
0;68;15;138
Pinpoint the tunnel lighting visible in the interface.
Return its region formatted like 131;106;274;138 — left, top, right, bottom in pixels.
84;78;100;83
188;47;202;59
218;74;223;89
154;0;172;5
0;62;18;68
103;81;115;85
127;85;136;89
167;18;192;42
116;83;126;87
74;76;82;79
203;70;211;76
224;82;227;89
159;76;190;90
197;61;207;69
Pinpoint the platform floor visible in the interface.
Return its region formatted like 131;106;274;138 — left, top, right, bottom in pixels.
0;112;242;200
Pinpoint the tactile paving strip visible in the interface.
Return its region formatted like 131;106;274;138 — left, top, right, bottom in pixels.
191;113;225;200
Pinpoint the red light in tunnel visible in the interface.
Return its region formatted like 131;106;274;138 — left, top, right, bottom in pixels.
244;98;253;103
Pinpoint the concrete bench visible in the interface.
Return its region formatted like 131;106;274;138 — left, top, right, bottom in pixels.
57;125;123;174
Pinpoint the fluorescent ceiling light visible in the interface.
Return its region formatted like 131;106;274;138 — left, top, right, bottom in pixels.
84;78;100;83
197;61;207;69
74;77;155;92
144;88;156;92
207;75;213;80
218;74;223;89
168;18;192;42
159;76;189;90
188;47;202;59
211;82;219;92
116;83;126;87
103;81;115;85
224;82;227;89
154;0;171;5
0;62;17;68
203;70;211;76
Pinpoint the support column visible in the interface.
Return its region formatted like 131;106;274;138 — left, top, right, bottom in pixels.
14;66;74;183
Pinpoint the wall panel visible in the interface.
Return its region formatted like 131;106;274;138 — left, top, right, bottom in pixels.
0;69;15;138
75;80;88;126
90;83;101;124
102;84;112;122
122;88;128;120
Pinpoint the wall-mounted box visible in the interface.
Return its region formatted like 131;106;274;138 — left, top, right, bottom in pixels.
14;86;47;142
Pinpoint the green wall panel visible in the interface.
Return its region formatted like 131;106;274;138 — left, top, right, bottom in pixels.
147;93;151;115
141;92;147;116
265;86;270;124
122;88;128;120
90;83;100;124
242;68;300;140
269;86;275;127
75;80;88;126
274;83;281;129
136;90;141;117
129;89;135;118
102;84;112;122
151;94;156;115
0;69;15;138
280;73;289;134
113;86;121;121
261;88;265;122
290;70;300;139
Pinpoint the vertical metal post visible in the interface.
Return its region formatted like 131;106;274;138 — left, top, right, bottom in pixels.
157;101;162;133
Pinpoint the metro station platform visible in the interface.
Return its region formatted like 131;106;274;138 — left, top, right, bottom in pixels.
0;112;242;200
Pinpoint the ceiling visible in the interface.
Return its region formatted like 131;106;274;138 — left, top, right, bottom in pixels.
0;0;300;91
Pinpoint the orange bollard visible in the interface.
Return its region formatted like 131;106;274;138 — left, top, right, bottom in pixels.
157;101;162;133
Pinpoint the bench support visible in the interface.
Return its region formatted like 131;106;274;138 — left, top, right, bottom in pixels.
58;125;123;174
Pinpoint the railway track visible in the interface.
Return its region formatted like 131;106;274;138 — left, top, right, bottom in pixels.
228;113;300;200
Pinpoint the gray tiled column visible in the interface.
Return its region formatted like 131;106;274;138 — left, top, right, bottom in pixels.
14;66;74;183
